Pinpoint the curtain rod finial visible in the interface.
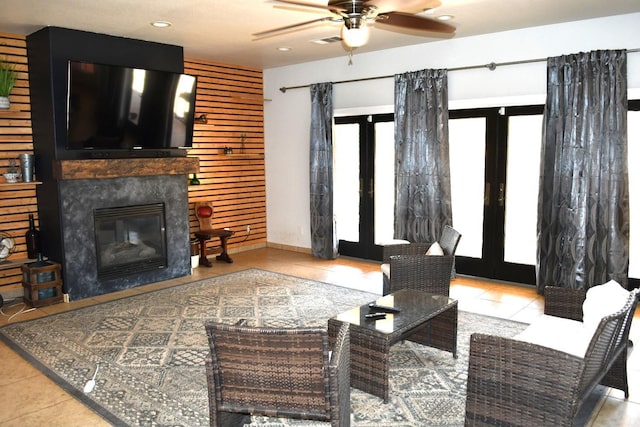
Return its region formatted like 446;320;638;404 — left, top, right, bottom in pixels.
280;87;287;93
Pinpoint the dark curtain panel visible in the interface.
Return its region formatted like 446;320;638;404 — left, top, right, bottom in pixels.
309;82;337;259
537;50;629;292
394;69;452;242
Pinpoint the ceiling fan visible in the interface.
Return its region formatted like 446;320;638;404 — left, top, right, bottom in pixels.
254;0;456;49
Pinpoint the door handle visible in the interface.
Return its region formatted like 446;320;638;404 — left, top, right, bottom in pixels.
484;183;490;206
498;183;505;207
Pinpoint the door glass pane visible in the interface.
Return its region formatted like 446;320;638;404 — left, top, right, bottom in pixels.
504;115;542;265
629;110;639;279
374;121;395;245
449;118;486;258
334;123;360;242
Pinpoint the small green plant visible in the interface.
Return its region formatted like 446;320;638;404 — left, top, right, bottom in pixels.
0;59;17;98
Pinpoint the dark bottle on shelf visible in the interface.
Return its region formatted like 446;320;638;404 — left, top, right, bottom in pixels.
25;213;40;259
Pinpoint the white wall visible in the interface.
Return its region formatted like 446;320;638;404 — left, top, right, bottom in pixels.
264;13;640;249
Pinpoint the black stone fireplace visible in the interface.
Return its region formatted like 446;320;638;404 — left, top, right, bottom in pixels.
54;173;191;300
94;203;168;279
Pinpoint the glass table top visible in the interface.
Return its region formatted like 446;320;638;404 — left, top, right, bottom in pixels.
332;289;456;334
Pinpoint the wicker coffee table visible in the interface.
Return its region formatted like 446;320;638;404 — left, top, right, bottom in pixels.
328;288;458;403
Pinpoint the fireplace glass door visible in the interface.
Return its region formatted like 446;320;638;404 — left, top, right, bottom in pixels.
94;203;167;278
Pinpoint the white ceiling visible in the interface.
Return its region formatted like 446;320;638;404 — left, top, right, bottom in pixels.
1;0;639;70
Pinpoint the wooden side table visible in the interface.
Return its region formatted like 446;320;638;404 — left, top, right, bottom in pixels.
21;260;64;307
194;228;234;267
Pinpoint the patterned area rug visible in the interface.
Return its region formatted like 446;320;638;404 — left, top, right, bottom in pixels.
0;268;532;426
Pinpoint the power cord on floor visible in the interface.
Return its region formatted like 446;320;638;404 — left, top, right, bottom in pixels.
0;299;37;322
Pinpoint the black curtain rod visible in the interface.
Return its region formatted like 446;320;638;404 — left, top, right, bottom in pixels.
279;48;640;93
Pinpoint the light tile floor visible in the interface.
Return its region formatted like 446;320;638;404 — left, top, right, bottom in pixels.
0;247;637;426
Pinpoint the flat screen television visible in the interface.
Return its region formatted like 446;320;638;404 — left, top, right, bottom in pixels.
66;60;197;157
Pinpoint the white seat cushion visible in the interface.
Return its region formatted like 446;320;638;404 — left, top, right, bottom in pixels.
515;315;591;358
381;239;410;245
426;242;444;256
381;263;390;278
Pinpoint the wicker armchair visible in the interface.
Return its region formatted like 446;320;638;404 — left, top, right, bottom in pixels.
204;321;351;427
381;226;461;295
384;253;454;296
465;287;639;426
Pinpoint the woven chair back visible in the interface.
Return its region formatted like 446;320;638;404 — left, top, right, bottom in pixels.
205;322;331;419
440;225;461;256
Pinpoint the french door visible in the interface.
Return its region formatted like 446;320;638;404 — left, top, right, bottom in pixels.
333;103;638;288
334;114;395;260
449;106;543;284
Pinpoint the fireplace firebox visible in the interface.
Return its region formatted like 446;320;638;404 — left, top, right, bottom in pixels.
94;203;167;279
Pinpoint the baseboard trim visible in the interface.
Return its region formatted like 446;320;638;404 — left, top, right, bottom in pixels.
266;242;312;254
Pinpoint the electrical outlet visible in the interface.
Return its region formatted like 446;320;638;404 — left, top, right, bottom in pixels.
63;293;70;303
246;225;251;233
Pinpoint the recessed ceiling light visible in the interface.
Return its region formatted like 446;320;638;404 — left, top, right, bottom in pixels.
277;46;291;52
436;15;454;21
151;21;172;28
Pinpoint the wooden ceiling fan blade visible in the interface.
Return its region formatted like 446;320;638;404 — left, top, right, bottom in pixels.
364;0;441;14
253;17;334;39
377;12;455;34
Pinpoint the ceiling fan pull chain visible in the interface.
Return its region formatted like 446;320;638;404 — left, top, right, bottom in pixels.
348;48;354;65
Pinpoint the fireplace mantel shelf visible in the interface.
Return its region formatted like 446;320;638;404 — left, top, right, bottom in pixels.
54;157;199;180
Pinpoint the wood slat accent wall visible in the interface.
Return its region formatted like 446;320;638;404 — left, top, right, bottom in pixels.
0;32;37;295
0;35;267;298
184;58;266;254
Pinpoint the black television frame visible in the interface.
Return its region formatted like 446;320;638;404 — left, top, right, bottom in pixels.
65;60;197;159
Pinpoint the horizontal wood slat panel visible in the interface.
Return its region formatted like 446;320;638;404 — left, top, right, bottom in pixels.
185;58;266;254
0;33;36;297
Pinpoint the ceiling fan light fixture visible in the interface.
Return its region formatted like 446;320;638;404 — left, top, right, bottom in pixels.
341;24;370;48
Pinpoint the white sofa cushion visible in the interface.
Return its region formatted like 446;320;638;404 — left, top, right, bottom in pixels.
515;314;591;358
426;242;444;256
582;280;629;334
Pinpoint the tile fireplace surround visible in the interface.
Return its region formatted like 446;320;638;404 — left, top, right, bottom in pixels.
51;158;197;301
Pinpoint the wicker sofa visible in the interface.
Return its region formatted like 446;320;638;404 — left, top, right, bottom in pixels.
465;284;639;426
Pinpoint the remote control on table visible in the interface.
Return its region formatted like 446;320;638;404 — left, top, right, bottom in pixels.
365;313;386;320
368;303;400;313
